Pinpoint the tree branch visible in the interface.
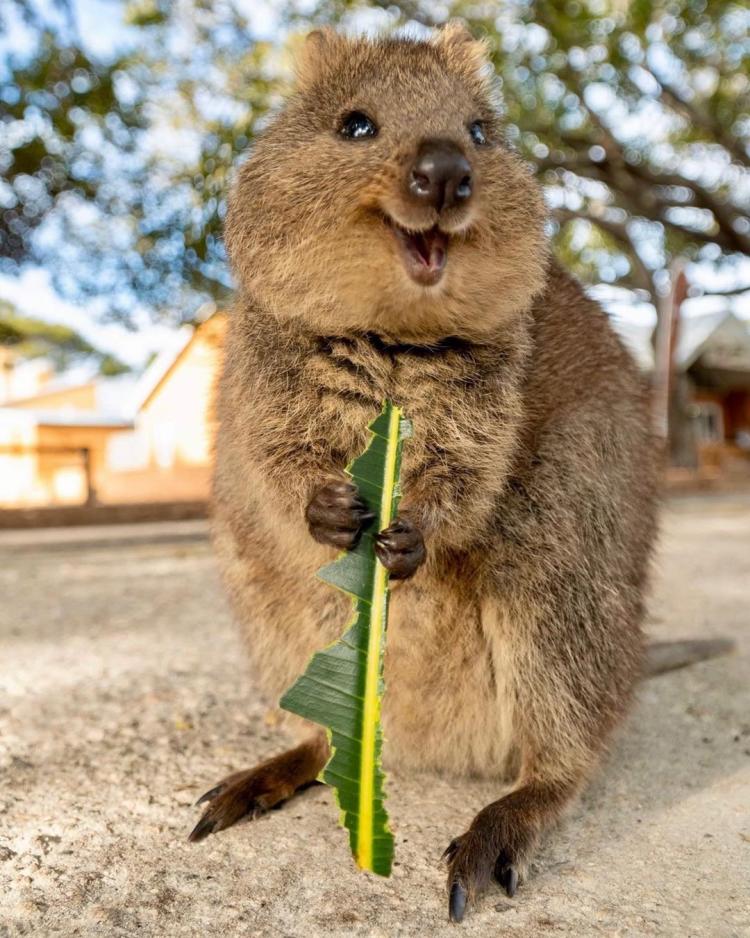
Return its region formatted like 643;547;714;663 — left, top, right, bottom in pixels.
621;160;750;255
538;158;740;252
553;208;655;295
692;285;750;299
642;65;750;171
535;112;750;256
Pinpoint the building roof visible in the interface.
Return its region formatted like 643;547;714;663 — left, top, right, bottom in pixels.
0;314;225;430
131;314;227;413
131;326;195;413
610;309;750;375
2;371;140;428
18;410;132;429
675;310;750;371
0;404;131;431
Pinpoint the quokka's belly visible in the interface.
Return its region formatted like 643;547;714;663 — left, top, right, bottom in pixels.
381;581;519;780
212;509;352;702
215;510;517;780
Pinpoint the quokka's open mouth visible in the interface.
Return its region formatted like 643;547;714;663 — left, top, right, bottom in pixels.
387;220;450;287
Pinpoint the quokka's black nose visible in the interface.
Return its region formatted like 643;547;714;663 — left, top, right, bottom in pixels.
407;139;473;212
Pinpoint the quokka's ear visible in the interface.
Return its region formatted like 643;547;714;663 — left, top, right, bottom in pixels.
434;20;475;47
432;20;492;85
295;27;344;89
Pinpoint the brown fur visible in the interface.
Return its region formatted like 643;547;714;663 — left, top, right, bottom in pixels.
225;27;548;342
201;23;659;918
189;733;329;842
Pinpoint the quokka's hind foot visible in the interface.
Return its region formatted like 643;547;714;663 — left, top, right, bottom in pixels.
443;780;575;923
188;734;329;843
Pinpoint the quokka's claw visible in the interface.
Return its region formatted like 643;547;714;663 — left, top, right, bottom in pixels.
441;837;460;862
195;784;224;806
188;815;217;843
306;480;376;549
495;862;519;897
448;880;468;923
374;514;426;579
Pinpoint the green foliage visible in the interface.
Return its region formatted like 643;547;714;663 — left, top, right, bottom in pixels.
98;354;131;376
281;401;411;877
0;300;129;374
1;14;143;274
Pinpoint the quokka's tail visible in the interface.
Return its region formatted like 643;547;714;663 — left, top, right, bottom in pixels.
644;638;736;678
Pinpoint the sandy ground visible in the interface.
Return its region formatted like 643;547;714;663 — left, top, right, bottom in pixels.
0;497;748;938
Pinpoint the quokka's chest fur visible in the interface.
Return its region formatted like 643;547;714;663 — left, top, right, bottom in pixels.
298;328;529;509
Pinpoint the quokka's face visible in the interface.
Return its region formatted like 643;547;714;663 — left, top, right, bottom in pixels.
226;24;547;339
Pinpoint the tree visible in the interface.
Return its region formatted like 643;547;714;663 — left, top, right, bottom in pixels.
1;0;748;322
0;299;129;374
1;0;282;322
0;2;145;312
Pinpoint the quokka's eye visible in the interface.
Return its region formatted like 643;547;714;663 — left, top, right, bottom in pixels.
469;121;487;146
339;111;378;140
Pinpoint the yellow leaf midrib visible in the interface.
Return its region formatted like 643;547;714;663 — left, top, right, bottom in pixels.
356;403;400;870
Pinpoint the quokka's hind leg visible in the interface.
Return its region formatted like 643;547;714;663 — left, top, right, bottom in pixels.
188;733;330;843
442;571;640;920
443;776;580;922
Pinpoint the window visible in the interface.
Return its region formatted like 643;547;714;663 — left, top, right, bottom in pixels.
692;402;724;443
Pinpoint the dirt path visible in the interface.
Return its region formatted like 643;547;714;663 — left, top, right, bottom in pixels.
1;496;748;937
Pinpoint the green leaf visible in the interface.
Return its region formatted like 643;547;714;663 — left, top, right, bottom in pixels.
280;400;412;877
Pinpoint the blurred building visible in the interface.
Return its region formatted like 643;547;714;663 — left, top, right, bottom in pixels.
674;312;750;477
618;310;750;479
102;313;226;503
0;315;226;508
0;360;135;507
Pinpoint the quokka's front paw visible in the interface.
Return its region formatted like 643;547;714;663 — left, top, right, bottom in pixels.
375;515;426;579
305;480;375;549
